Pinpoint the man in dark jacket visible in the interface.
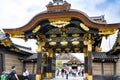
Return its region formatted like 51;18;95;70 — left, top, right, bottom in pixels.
9;66;19;80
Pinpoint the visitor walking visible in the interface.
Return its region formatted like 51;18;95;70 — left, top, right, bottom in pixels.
22;68;30;80
61;68;65;77
65;68;69;80
7;66;19;80
82;69;84;77
56;69;60;76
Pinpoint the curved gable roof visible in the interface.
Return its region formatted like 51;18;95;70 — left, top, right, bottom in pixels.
3;9;120;33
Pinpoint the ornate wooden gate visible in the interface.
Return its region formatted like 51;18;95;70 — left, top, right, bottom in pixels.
3;0;120;80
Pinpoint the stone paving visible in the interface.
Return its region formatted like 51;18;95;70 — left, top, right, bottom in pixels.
43;75;84;80
51;76;84;80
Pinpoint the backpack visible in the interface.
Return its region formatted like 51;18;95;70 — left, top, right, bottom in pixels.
6;71;13;80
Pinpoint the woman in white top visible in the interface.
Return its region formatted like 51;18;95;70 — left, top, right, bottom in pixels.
22;69;30;80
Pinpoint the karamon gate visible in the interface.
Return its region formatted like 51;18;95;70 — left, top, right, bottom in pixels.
3;0;120;80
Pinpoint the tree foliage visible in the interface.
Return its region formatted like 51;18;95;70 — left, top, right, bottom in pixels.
56;60;63;70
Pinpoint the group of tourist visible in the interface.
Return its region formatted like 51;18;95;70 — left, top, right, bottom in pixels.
0;66;30;80
56;68;84;79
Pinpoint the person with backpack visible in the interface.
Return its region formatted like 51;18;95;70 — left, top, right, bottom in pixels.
7;66;19;80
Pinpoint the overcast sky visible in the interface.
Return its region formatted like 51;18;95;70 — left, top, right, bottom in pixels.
0;0;120;52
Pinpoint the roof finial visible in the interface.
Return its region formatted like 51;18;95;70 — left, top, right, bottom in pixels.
46;0;71;11
53;0;63;5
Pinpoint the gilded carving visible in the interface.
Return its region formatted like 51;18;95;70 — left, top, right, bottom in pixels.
49;41;56;46
36;41;45;52
11;48;20;52
95;46;102;51
49;17;71;28
32;25;41;33
1;38;12;47
9;32;24;38
47;49;53;57
56;48;61;51
83;34;92;51
50;34;56;37
118;35;120;43
65;48;70;52
99;29;116;34
74;48;80;52
49;17;71;22
60;41;68;46
83;47;88;57
80;23;89;31
72;34;79;37
72;41;79;45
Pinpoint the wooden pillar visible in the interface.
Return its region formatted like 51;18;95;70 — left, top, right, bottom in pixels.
101;62;104;75
88;52;93;80
87;40;93;80
114;62;116;75
32;62;35;74
83;33;93;80
36;53;42;80
22;62;26;72
36;41;44;80
52;54;56;78
45;49;53;78
101;62;104;80
83;46;88;79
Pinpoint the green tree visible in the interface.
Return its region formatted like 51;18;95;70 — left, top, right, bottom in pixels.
56;60;63;70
